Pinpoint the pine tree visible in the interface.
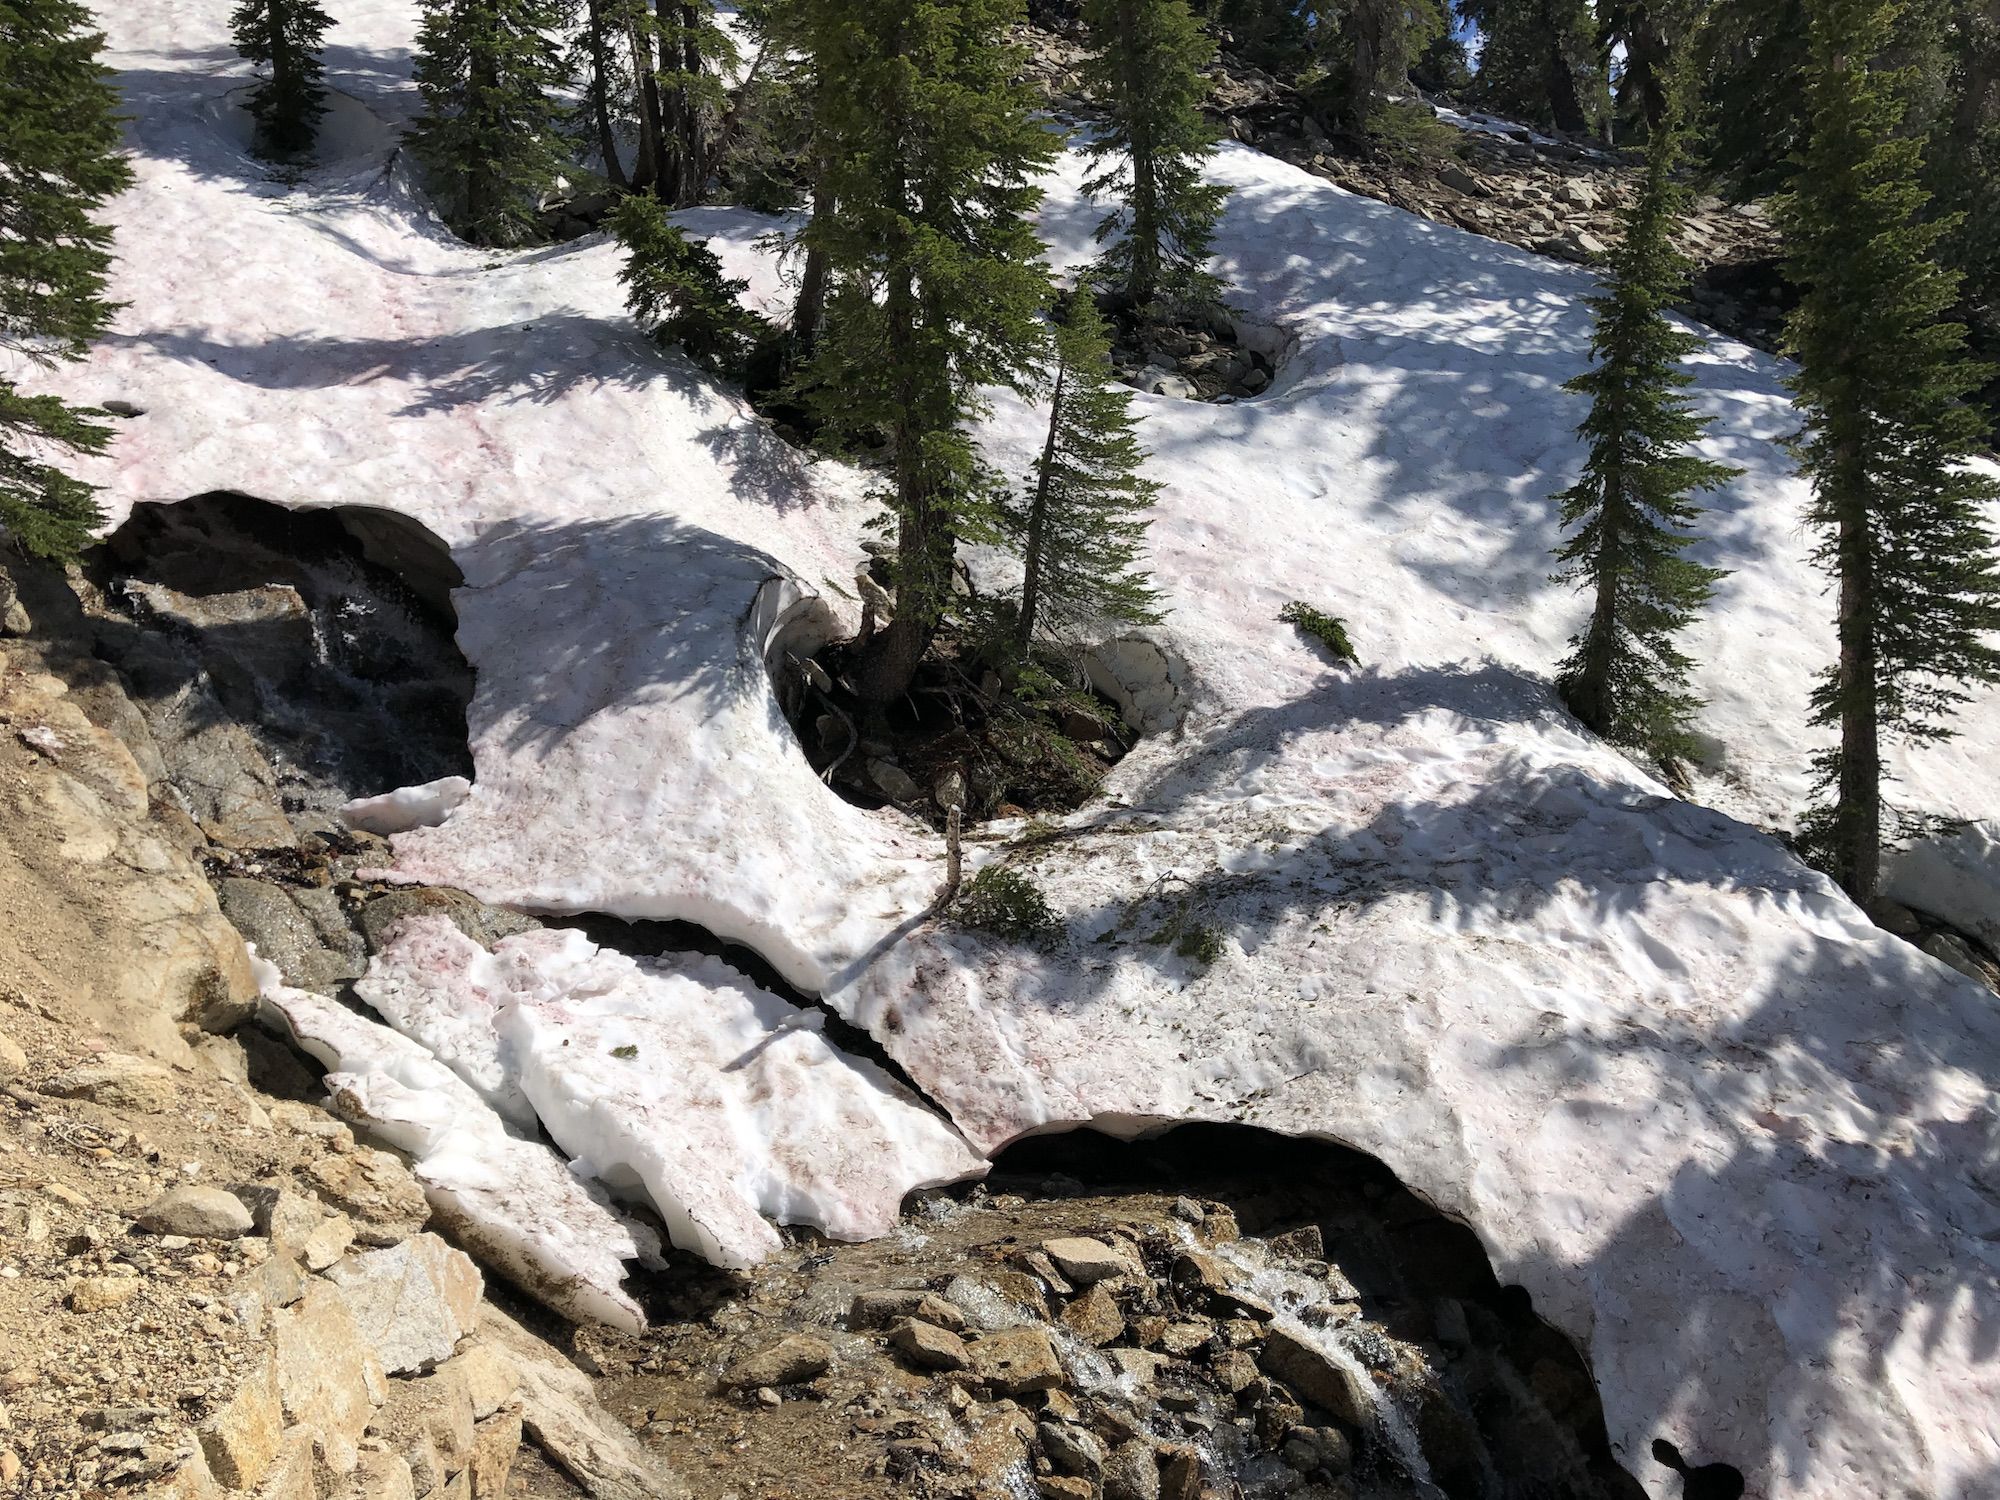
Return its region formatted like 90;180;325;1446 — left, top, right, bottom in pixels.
1010;295;1165;652
229;0;333;160
409;0;569;246
1080;0;1230;314
1462;0;1609;135
0;0;133;562
1552;63;1736;761
1783;0;2000;901
612;195;761;372
571;0;634;189
795;0;1057;703
652;0;738;206
1321;0;1449;135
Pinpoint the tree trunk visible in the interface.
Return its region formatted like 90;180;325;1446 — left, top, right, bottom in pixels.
1541;0;1591;135
1835;486;1881;899
792;178;833;357
1016;360;1067;652
1571;468;1624;735
467;40;497;237
1115;0;1160;307
627;6;665;194
678;2;704;205
586;0;630;189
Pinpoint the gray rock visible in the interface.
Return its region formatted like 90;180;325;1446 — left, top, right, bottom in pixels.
324;1232;483;1374
1039;1421;1106;1479
722;1334;835;1390
966;1327;1064;1395
1258;1328;1374;1429
358;886;541;954
138;1186;255;1240
217;879;365;993
1040;1236;1139;1286
866;759;923;804
1437;162;1487;197
1922;932;1996;989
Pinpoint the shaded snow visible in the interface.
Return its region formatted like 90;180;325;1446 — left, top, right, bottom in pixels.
22;3;2000;1496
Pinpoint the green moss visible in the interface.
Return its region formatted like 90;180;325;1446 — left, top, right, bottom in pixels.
610;1044;638;1060
956;866;1061;945
1279;600;1359;664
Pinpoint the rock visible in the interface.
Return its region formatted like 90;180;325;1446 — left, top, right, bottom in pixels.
866;758;923;803
358;888;540;955
1040;1237;1139;1286
452;1344;523;1422
1283;1425;1352;1474
477;1306;693;1500
272;1282;385;1475
849;1288;965;1332
216;879;365;993
0;1030;26;1079
1268;1225;1324;1260
1038;1421;1106;1479
889;1318;971;1372
1170;1250;1275;1320
370;1366;475;1493
299;1212;357;1272
229;1183;324;1249
1556;177;1601;209
1159;1445;1203;1500
1438;162;1487;197
1059;1283;1125;1347
1102;1439;1160;1500
254;1426;319;1500
255;1248;305;1310
304;1148;430;1246
1159;1321;1212;1357
967;1327;1064;1395
138;1186;255;1239
353;1450;417;1500
326;1234;482;1375
1109;1348;1172;1386
68;1275;142;1312
189;1034;249;1085
1921;932;1995;988
1257;1328;1374;1429
1864;897;1924;937
43;1054;178;1114
1212;1348;1261;1394
466;1410;522;1498
1039;1479;1094;1500
195;1350;285;1489
722;1334;834;1390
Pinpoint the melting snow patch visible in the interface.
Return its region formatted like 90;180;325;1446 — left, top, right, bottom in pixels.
360;916;987;1268
339;775;473;835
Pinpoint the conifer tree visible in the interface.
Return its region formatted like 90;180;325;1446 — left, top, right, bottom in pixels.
612;195;761;373
1782;0;2000;901
1322;0;1449;135
1551;62;1736;761
1462;0;1609;135
230;0;333;160
796;0;1057;703
410;0;569;246
571;0;634;189
1010;295;1165;652
1080;0;1229;314
0;0;133;562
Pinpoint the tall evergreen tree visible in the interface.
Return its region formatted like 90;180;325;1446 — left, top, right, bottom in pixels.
795;0;1057;703
0;0;133;562
1782;0;2000;900
1320;0;1449;135
229;0;333;160
1080;0;1230;313
1010;295;1165;652
1462;0;1609;135
571;0;634;189
1552;62;1736;761
410;0;569;246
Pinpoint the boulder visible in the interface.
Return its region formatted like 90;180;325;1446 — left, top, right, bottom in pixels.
1040;1237;1139;1286
1059;1283;1125;1347
1102;1439;1160;1500
722;1334;835;1390
1038;1421;1106;1479
889;1318;971;1373
271;1282;385;1475
325;1234;483;1375
44;1054;178;1115
195;1350;284;1489
967;1328;1064;1395
1257;1328;1374;1429
304;1147;429;1246
137;1186;255;1239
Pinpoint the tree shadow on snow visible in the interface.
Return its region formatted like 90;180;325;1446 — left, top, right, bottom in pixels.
453;512;813;758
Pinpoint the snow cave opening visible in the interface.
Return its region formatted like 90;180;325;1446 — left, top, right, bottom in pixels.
985;1123;1656;1500
84;491;474;842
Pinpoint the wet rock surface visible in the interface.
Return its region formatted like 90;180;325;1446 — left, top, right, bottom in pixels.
572;1131;1645;1500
